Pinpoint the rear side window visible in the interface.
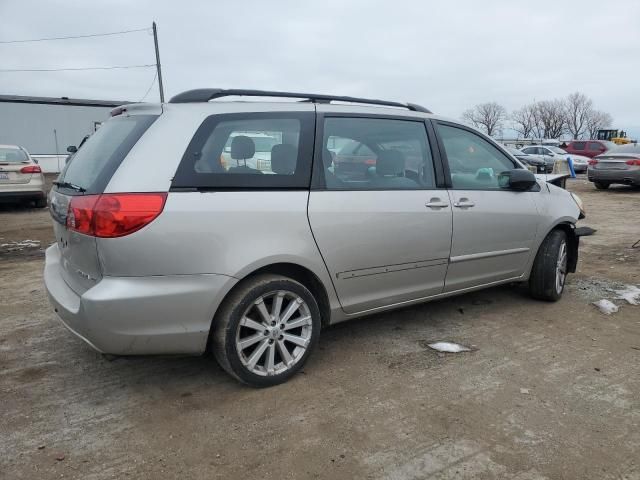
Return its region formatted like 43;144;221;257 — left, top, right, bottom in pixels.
572;142;586;150
172;112;315;189
0;148;28;163
59;114;157;194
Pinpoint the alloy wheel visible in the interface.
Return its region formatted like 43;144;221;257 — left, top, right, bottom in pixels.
235;290;313;376
555;240;568;294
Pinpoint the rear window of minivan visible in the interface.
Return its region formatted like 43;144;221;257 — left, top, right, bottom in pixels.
59;114;157;194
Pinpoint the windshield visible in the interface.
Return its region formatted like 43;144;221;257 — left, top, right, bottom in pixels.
59;114;157;193
506;147;523;155
549;147;567;154
0;147;28;163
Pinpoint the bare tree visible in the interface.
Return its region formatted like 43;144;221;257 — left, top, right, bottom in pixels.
534;99;566;139
564;92;593;139
461;102;507;136
510;104;536;138
586;110;613;139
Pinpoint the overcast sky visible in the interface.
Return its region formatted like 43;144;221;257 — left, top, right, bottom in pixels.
1;0;639;137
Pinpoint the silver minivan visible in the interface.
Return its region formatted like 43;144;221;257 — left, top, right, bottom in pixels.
45;89;586;387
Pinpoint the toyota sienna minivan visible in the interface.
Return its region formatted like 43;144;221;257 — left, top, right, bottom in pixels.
45;89;586;387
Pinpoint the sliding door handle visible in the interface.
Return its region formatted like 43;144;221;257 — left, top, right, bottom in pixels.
425;199;449;209
453;199;475;208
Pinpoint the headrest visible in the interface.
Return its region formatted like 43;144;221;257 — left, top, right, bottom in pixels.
230;135;255;160
376;150;405;176
271;144;297;175
323;148;335;168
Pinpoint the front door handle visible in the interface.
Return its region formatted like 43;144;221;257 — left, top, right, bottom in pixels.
425;198;449;209
453;198;475;208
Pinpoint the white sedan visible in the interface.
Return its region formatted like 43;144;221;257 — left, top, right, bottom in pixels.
521;145;590;173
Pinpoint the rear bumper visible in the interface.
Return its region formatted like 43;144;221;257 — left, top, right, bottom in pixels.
588;169;640;184
0;190;45;201
44;244;237;355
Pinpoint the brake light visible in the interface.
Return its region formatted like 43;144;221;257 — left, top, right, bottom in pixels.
625;159;640;166
66;195;99;235
20;165;41;173
588;159;598;166
66;193;167;237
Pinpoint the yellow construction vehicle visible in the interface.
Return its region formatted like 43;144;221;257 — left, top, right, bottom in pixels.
596;129;635;145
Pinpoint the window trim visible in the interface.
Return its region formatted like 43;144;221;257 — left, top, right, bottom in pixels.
310;112;446;191
170;111;315;191
433;120;522;191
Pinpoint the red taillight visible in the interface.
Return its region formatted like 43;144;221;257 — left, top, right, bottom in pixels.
625;159;640;166
66;195;99;235
66;193;167;238
20;165;41;173
364;159;376;166
588;159;598;166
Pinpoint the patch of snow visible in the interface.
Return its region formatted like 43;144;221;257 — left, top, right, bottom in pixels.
614;285;640;305
520;388;530;395
427;342;471;353
593;299;619;315
0;240;41;251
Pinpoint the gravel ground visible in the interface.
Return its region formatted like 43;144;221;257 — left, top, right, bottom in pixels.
1;176;639;480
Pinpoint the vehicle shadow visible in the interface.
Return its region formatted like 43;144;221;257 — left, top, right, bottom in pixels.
54;283;533;393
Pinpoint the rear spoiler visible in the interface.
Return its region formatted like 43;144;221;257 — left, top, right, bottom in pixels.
535;173;571;189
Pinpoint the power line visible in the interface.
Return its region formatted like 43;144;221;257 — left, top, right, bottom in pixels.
0;27;150;44
138;71;158;102
0;64;156;73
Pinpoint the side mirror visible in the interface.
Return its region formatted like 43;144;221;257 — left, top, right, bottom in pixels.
67;145;77;153
498;169;537;191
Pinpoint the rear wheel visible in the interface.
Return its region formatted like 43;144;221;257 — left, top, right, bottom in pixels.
34;196;47;208
529;230;568;302
594;181;610;190
212;274;321;387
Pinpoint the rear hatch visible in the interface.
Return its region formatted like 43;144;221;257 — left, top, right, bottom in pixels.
49;111;158;295
0;147;33;185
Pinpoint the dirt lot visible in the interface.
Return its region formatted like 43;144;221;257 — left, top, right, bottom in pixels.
1;176;639;480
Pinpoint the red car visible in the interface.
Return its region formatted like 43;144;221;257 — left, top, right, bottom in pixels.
563;140;615;158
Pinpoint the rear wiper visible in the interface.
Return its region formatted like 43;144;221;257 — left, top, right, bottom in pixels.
53;180;86;193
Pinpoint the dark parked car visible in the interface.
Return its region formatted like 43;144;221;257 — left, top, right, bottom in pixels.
564;140;615;159
505;147;546;173
588;143;640;189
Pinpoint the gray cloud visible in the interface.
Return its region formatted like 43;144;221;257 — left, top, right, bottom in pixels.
1;0;638;136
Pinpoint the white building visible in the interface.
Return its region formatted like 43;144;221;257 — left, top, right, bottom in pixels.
0;94;128;172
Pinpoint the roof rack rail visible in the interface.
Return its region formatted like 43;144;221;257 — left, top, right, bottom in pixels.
168;88;432;113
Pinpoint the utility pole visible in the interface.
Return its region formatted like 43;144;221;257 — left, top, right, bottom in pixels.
152;22;165;102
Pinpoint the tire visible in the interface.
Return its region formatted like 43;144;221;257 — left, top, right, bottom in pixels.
34;196;47;208
529;229;568;302
211;274;321;387
594;181;610;190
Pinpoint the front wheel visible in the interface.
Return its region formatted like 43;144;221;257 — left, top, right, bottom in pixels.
211;274;321;387
529;230;568;302
594;181;610;190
